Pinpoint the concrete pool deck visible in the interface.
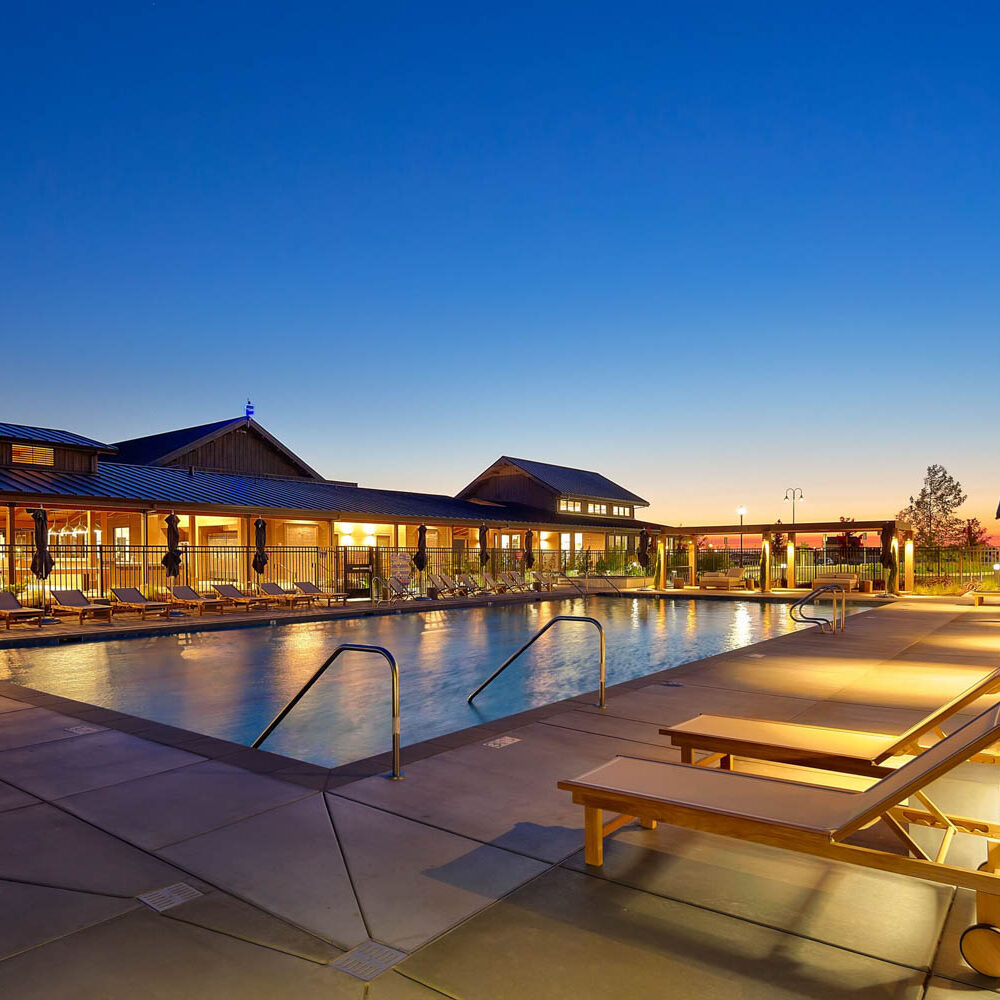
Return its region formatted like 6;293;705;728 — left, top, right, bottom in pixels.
0;598;999;996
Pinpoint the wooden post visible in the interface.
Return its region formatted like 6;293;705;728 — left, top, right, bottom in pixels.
892;535;901;595
5;504;14;590
584;806;604;866
656;539;666;589
188;514;198;588
760;533;771;593
787;533;796;590
140;511;149;593
904;536;915;593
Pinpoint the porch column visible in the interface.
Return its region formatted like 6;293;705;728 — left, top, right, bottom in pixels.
891;533;901;595
904;535;915;593
687;537;697;588
140;511;149;592
786;533;796;589
656;538;667;589
5;504;14;589
188;515;198;588
242;516;252;588
760;533;771;593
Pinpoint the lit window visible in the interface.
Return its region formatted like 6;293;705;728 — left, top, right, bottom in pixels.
560;498;581;513
11;445;54;466
612;505;632;517
113;526;130;560
587;503;607;515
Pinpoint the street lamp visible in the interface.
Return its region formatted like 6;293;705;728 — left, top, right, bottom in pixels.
737;506;746;564
783;488;804;524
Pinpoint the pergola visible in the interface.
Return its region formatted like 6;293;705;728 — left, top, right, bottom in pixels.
659;519;913;594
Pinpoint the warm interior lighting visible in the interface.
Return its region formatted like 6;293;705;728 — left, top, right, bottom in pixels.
362;524;376;534
363;536;376;547
340;523;354;534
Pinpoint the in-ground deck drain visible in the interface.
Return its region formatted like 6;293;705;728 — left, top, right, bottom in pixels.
332;940;407;980
65;724;104;735
483;736;521;749
137;882;203;911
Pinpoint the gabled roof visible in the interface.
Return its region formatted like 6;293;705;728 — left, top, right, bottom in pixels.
458;456;648;506
0;422;115;452
0;461;665;530
106;417;323;480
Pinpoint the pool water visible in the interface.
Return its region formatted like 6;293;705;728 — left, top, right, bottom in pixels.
0;596;841;766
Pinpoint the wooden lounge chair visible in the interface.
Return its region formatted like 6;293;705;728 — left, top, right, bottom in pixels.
385;576;415;602
169;586;227;615
502;571;530;593
531;570;552;591
483;572;506;593
661;665;1000;778
427;573;457;598
0;592;44;629
560;702;1000;977
259;582;314;609
293;581;348;607
458;573;487;595
50;589;113;624
213;584;274;611
110;587;171;619
440;572;469;597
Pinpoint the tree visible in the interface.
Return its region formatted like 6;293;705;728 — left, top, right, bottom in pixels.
896;464;968;546
830;516;863;564
960;518;990;547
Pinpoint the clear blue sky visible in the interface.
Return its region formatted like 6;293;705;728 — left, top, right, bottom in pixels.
3;3;998;528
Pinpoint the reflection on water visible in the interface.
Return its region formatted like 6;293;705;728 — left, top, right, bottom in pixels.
0;597;833;767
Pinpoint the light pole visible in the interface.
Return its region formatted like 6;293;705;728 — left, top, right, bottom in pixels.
737;506;746;565
783;488;804;525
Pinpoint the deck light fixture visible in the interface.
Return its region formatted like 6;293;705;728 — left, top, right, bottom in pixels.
737;506;746;562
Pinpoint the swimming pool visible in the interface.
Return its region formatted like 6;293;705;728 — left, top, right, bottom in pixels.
0;596;843;766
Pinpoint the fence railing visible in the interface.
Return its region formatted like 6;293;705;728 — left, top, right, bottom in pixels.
0;544;656;607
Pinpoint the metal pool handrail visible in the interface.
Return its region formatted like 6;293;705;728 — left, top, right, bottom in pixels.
790;584;846;634
251;643;402;779
467;615;606;708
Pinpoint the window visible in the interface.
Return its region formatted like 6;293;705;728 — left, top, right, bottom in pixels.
587;503;608;515
113;526;130;560
559;532;583;551
11;445;54;466
612;505;632;517
607;534;628;549
559;498;582;513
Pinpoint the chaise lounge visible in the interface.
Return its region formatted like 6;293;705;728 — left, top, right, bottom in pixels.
169;586;227;615
0;592;44;629
811;572;859;591
293;581;348;607
110;587;171;619
559;702;1000;977
212;584;274;611
50;589;113;624
660;664;1000;777
259;582;314;609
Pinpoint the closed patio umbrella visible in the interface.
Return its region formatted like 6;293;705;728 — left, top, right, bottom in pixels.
252;518;269;575
412;525;428;572
637;527;650;570
478;524;490;567
161;513;183;579
29;509;54;580
524;529;535;569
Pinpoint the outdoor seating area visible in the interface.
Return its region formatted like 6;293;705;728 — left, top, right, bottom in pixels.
1;597;998;997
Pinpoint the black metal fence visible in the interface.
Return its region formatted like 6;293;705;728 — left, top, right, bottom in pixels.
0;543;656;606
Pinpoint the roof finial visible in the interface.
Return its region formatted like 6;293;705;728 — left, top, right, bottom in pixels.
245;398;254;420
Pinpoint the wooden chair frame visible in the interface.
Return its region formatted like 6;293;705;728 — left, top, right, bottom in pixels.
293;582;347;607
559;703;1000;977
212;584;274;611
49;590;113;625
258;582;314;609
110;588;171;620
169;587;227;615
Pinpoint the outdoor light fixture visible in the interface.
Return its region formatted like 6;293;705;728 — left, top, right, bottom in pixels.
363;525;376;535
737;506;746;562
783;488;805;524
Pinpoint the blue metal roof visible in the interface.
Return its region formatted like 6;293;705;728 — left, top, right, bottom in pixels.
0;423;114;451
0;461;657;529
460;456;648;506
107;417;246;466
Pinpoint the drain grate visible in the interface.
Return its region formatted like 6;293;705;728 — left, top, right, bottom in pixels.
660;681;684;687
483;736;521;749
332;940;407;980
137;882;203;912
65;724;103;735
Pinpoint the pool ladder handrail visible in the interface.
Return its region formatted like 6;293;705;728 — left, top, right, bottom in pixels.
251;643;403;779
790;584;847;634
467;615;607;708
